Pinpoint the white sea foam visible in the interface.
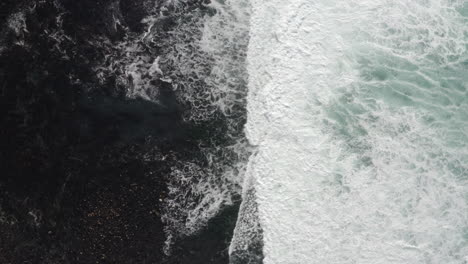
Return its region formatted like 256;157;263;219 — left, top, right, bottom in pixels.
100;0;252;253
154;0;252;254
246;0;468;263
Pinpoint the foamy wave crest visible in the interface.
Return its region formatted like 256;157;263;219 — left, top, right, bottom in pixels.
152;0;252;254
229;151;264;264
94;0;252;254
162;139;252;254
156;0;251;126
247;0;467;263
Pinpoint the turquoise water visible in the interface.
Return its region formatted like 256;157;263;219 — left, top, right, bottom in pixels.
327;1;468;186
245;0;468;263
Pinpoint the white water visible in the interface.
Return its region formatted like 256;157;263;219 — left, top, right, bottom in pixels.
246;0;468;263
151;0;252;253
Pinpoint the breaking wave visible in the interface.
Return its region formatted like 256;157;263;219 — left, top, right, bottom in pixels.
138;0;252;254
246;0;468;263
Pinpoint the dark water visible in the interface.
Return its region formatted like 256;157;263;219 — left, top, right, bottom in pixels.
0;0;254;263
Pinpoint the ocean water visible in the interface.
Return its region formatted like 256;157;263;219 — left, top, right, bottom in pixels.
142;0;252;254
245;0;468;263
140;0;468;261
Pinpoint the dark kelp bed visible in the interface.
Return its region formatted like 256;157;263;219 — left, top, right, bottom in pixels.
0;0;244;263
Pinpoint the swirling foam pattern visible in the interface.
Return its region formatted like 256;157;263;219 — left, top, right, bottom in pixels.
246;0;468;263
